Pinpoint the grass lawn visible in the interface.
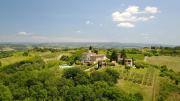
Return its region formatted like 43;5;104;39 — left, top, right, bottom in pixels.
146;56;180;72
127;53;145;62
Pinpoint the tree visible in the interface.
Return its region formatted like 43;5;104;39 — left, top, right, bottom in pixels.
110;50;118;61
121;49;127;58
63;68;90;85
60;55;69;61
134;93;143;101
89;46;92;50
90;71;111;84
64;85;95;101
67;50;82;65
22;52;29;56
105;68;120;83
0;61;2;67
93;49;98;54
0;83;12;101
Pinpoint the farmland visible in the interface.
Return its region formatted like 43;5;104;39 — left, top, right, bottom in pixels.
0;46;180;101
146;56;180;72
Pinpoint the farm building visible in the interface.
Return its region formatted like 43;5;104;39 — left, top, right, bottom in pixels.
81;52;107;63
117;53;133;66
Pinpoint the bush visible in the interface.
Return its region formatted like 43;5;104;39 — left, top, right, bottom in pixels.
107;62;115;66
60;55;69;61
63;68;90;85
22;52;29;56
90;69;120;84
134;62;144;69
125;66;131;70
105;68;120;83
0;83;12;101
64;85;95;101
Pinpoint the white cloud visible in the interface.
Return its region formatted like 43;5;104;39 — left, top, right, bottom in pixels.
126;6;139;14
17;32;30;36
117;22;135;28
112;6;159;28
145;6;159;14
85;20;93;25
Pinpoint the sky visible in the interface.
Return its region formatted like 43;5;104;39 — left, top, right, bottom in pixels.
0;0;180;45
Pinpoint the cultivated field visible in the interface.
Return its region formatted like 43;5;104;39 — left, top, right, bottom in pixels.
146;56;180;72
114;66;159;101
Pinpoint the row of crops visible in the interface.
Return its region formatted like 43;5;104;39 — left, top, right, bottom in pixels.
118;67;156;86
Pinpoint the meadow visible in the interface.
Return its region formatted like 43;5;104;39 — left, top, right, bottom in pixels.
146;56;180;72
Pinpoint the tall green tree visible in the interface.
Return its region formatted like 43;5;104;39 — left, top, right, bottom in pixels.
89;46;92;50
110;50;118;61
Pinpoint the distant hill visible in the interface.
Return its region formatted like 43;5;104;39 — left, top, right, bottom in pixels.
0;42;176;50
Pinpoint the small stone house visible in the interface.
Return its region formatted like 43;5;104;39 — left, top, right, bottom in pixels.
117;53;133;66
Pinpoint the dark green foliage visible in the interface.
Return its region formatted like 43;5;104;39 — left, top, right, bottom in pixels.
158;79;180;101
143;52;153;57
110;50;118;61
0;56;143;101
90;71;112;84
0;51;14;59
134;62;144;69
0;83;12;101
63;67;90;85
133;93;143;101
89;46;92;50
22;51;29;56
0;61;1;67
93;49;98;54
64;85;95;101
159;65;180;85
32;47;60;52
67;50;83;65
60;55;69;61
90;68;120;84
121;49;127;58
125;66;131;70
105;68;120;83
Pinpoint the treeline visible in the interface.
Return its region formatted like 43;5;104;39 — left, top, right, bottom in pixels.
0;51;14;59
157;65;180;101
0;57;143;101
144;46;180;56
159;65;180;85
31;47;61;52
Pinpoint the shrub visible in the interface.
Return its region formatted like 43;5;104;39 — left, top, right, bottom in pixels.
60;55;69;61
63;68;90;85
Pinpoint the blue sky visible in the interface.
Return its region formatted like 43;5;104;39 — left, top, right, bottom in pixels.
0;0;180;45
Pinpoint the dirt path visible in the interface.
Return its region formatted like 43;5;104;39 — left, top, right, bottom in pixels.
144;56;148;62
141;69;147;85
152;71;157;101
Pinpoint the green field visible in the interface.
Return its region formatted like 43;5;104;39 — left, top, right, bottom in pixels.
112;66;159;101
146;56;180;72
